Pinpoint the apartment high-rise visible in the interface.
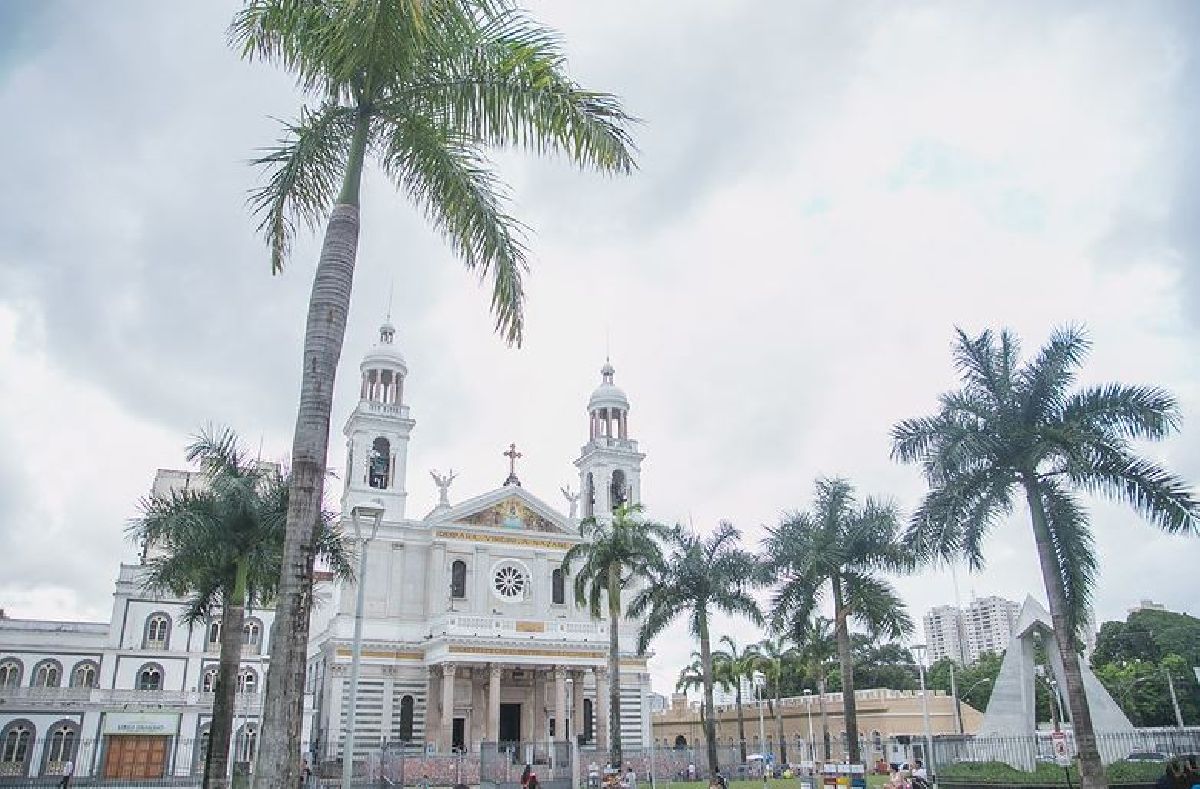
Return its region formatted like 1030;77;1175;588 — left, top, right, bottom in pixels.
923;595;1021;665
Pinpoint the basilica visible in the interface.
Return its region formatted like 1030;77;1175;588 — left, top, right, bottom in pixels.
0;323;653;780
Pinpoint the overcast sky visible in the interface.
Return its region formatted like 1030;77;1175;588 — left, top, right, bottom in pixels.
1;1;1198;695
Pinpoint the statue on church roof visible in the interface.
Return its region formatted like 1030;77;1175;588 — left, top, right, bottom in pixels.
430;468;456;509
560;485;580;521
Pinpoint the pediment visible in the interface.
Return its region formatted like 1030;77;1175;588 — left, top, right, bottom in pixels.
428;486;573;535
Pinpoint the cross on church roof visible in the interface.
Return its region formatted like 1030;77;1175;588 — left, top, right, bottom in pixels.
503;443;522;487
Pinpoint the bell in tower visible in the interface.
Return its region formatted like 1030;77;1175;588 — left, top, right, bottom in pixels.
342;321;416;519
574;360;645;522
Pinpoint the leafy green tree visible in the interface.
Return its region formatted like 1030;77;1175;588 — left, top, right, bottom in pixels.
713;637;759;763
893;326;1200;789
847;636;917;692
629;523;762;775
562;503;668;768
753;636;798;765
926;652;1002;722
764;478;913;764
131;429;352;789
229;2;636;779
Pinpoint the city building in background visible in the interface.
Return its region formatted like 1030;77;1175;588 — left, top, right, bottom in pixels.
924;596;1021;665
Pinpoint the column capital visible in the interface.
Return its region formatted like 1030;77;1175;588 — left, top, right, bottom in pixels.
594;666;608;679
443;662;457;677
554;666;568;681
489;663;503;678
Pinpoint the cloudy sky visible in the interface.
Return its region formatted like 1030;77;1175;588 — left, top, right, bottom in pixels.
1;1;1198;694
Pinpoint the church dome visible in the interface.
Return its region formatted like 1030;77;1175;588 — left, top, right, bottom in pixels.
588;361;629;411
360;321;408;375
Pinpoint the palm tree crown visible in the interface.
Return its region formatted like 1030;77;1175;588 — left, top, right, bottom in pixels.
892;326;1199;789
628;522;762;774
763;477;913;764
712;636;759;764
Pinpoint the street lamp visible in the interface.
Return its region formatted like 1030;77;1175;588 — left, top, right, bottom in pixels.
803;689;815;765
753;671;768;789
910;644;935;778
343;499;385;789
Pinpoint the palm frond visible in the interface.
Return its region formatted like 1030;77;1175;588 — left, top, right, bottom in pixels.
1038;480;1097;636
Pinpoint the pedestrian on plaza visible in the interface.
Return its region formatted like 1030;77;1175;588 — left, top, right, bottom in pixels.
58;760;74;789
521;764;533;789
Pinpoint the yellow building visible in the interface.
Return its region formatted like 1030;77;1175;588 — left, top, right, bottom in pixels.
652;688;983;768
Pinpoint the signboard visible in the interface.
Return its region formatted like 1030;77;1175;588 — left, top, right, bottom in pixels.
102;713;179;735
1051;731;1071;767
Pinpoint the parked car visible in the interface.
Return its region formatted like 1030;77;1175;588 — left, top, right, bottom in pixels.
1125;751;1168;763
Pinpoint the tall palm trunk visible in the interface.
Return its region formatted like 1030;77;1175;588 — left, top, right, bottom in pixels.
607;563;623;768
817;675;830;761
256;109;371;789
734;682;747;763
774;663;786;765
698;617;719;776
1023;479;1106;789
206;561;249;789
831;577;860;764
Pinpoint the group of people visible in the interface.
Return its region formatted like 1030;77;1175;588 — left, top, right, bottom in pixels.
886;759;930;789
1157;756;1200;789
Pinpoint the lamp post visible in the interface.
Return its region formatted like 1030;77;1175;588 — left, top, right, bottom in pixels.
753;672;768;789
343;500;385;789
803;689;815;765
911;644;934;778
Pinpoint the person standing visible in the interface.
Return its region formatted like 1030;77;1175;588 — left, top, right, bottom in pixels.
58;760;74;789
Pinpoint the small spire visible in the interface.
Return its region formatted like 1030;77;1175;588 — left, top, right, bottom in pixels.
380;321;395;345
600;360;615;384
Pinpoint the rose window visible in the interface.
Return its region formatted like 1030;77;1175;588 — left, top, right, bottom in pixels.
491;561;529;601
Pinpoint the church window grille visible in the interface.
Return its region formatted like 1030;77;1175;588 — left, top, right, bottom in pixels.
70;661;97;688
610;470;627;512
32;660;61;688
235;724;257;763
369;437;392;489
0;660;22;688
45;722;77;767
551;569;565;605
207;621;221;649
201;668;218;693
450;561;467;599
583;699;593;741
144;613;171;649
136;664;163;691
238;668;257;694
492;560;528;601
399;695;414;741
243;619;262;652
583;474;594;519
0;722;32;773
194;727;211;775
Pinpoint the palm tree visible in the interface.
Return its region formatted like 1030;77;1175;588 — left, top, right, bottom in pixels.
229;3;636;780
713;637;759;764
677;653;730;754
130;429;352;789
628;523;763;775
763;478;913;764
892;326;1200;789
793;616;837;761
562;503;669;768
753;635;797;765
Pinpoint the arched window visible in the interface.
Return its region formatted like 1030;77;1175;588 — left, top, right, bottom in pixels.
450;560;467;599
551;568;565;605
583;474;594;518
0;720;34;776
42;721;79;774
136;663;163;691
234;724;257;763
144;612;171;649
207;621;221;649
201;667;219;693
243;619;262;653
674;735;688;750
610;470;627;512
368;437;392;489
398;695;414;741
70;661;98;688
32;659;62;688
583;698;593;742
872;730;882;752
237;667;258;694
0;659;21;688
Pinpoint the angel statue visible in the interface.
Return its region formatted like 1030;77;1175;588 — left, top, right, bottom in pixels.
430;468;457;508
560;485;580;521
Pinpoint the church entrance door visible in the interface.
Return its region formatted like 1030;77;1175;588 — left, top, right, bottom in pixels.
499;703;521;745
452;718;466;752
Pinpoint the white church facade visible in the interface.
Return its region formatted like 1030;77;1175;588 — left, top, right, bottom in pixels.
0;323;654;779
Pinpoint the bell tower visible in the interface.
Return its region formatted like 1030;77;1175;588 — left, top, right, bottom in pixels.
342;321;416;519
574;360;645;521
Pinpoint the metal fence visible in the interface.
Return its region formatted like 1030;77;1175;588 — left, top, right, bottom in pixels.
932;728;1200;772
577;745;745;783
479;742;571;788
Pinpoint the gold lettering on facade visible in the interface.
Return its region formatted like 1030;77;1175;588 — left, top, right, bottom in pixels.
515;621;546;633
448;645;606;659
335;649;423;660
435;529;574;550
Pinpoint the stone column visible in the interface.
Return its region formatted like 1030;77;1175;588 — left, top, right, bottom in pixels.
441;663;456;752
554;667;568;743
488;664;502;744
533;669;546;744
595;667;609;752
571;670;585;742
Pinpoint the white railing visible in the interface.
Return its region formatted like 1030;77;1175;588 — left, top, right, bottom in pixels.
0;687;264;708
432;614;609;642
